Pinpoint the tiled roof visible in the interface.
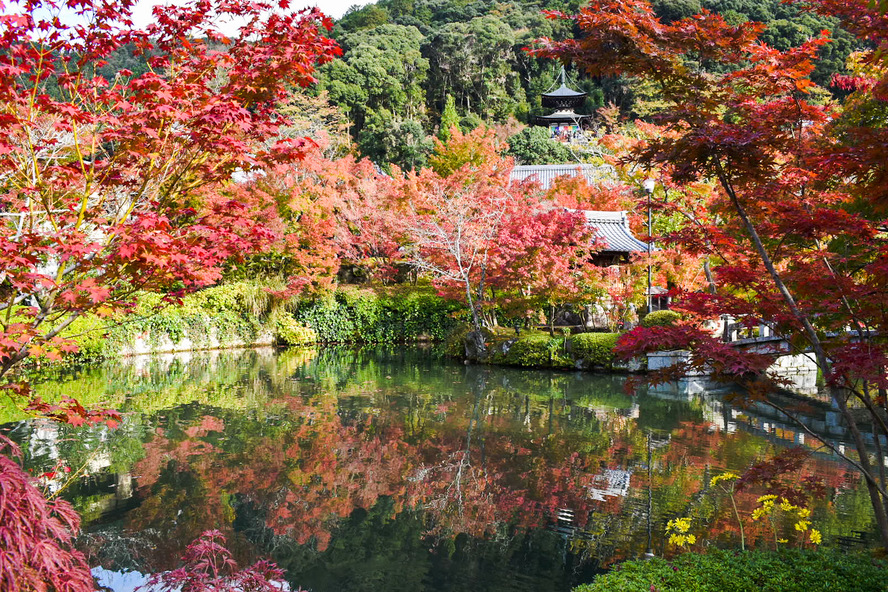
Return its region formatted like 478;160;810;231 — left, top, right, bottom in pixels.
533;111;594;124
510;164;616;190
510;166;651;255
579;210;650;254
542;83;587;99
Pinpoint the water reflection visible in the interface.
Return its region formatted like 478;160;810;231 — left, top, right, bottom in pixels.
1;347;880;591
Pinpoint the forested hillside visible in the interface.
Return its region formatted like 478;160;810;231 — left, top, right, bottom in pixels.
90;0;862;169
319;0;861;167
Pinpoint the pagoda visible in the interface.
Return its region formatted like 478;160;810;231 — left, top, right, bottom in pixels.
533;67;593;141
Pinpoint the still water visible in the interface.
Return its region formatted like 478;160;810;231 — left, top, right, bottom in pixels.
1;346;879;591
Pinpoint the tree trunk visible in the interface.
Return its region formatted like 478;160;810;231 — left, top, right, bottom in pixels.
723;168;888;550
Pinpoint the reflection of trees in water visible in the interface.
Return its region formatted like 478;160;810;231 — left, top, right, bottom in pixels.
3;346;878;583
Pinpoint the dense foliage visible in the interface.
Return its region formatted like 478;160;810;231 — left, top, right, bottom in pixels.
54;283;463;360
574;549;888;592
291;285;463;343
80;0;865;170
537;0;888;550
311;0;861;166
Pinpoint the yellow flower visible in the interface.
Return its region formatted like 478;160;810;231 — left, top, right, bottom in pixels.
752;503;774;521
780;499;797;512
794;520;811;532
809;529;822;544
778;538;788;544
796;508;811;519
667;517;692;533
710;472;739;487
757;494;778;503
668;533;697;547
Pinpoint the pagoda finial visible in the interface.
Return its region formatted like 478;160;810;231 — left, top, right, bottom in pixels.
559;65;567;87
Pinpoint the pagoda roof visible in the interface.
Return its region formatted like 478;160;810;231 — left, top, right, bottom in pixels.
542;66;587;98
541;83;587;100
534;110;593;124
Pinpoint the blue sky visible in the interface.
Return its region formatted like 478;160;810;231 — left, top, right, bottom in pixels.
130;0;374;25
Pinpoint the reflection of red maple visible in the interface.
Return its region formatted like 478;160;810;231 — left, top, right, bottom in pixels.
124;394;861;571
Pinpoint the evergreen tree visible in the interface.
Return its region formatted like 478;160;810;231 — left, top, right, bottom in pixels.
438;94;460;140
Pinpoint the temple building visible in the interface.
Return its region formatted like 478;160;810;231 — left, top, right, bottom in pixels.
533;67;593;142
509;164;652;266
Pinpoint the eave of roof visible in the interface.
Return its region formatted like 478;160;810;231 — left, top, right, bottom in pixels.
541;84;587;99
534;110;592;121
581;210;651;254
510;164;617;190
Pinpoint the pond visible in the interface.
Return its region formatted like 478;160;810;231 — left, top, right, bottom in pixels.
1;346;880;591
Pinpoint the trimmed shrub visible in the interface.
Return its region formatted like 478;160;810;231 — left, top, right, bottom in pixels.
500;332;571;368
570;332;619;367
641;309;681;328
574;549;888;592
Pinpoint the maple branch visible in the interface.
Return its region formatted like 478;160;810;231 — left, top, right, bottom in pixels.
763;397;887;498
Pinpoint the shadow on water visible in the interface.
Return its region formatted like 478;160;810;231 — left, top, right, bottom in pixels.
1;346;881;591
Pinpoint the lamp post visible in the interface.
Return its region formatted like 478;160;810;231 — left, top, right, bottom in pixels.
642;178;656;314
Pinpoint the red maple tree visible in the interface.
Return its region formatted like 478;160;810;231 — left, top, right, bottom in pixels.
0;0;339;386
0;0;339;585
535;0;888;549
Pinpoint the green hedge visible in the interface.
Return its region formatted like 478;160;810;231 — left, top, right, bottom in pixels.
570;333;619;367
575;550;888;592
290;285;463;344
641;309;681;328
445;327;624;370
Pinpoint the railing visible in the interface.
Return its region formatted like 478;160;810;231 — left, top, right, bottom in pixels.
721;317;780;343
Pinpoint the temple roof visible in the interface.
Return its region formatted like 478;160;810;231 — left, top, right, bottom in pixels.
542;84;587;100
510;164;616;190
533;110;593;125
578;210;651;254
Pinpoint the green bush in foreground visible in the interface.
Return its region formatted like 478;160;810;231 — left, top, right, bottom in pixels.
570;332;619;367
575;549;888;592
641;309;682;328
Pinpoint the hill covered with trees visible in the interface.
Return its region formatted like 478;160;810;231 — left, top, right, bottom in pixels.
318;0;861;167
